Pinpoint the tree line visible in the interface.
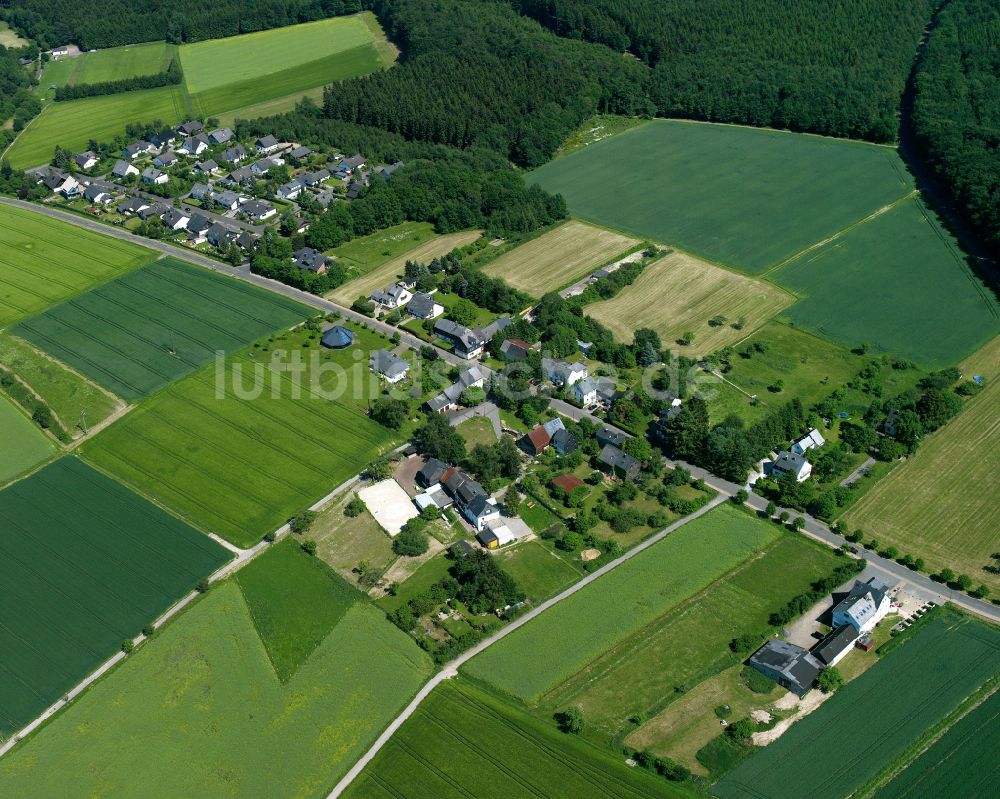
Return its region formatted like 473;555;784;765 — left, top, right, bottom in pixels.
54;55;182;100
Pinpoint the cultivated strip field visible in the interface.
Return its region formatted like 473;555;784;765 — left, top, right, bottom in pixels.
771;196;1000;366
329;229;482;304
342;681;694;799
0;581;433;797
463;505;780;703
0;203;152;326
0;457;229;736
844;333;1000;593
482;220;639;296
0;394;54;484
14;257;307;400
82;326;402;546
713;610;1000;799
528;119;914;273
585;250;794;354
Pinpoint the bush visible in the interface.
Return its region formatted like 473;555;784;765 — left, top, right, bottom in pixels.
141;625;155;637
725;718;757;742
300;539;318;556
196;578;210;593
730;633;762;655
555;707;584;734
121;639;135;654
817;667;844;693
289;510;318;534
714;704;733;719
345;496;365;517
393;522;430;556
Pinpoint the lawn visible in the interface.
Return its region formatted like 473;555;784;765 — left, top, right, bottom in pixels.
462;503;780;704
528;119;914;274
377;552;454;613
0;582;433;798
326;221;437;275
586;251;794;355
495;539;582;602
342;680;695;799
0;203;153;325
70;41;173;85
328;230;482;304
0;332;121;435
0;457;229;737
14;257;308;400
455;415;498;447
713;609;1000;799
0;393;55;485
82;324;405;547
542;534;841;738
844;333;1000;593
311;488;396;583
481;220;639;296
771;196;1000;366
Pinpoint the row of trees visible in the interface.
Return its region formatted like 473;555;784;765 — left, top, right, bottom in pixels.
54;55;182;100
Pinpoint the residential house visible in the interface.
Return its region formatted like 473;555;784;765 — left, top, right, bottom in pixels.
221;144;248;163
544;358;588;388
189;182;213;202
415;484;452;512
346;179;365;200
148;130;177;150
138;203;168;221
117;197;149;215
792;428;826;456
42;172;79;196
475;317;513;344
520;426;551;456
417;458;449;488
152;150;177;169
111;159;139;179
161;207;189;231
213;190;241;211
811;625;861;668
250;158;275;176
551;427;578;455
771;450;812;482
572;375;617;406
831;578;892;634
178;135;209;157
882;409;900;437
225;166;255;185
598;444;640;480
376;161;404;180
370;284;412;310
320;325;354;350
441;468;499;531
73;151;98;170
185;213;213;243
302;169;331;187
82;183;113;205
205;222;237;249
425;367;485;413
241;199;276;222
477;517;524;549
123;141;155;159
255;135;280;154
288;145;311;160
335;154;366;176
234;231;258;252
208;128;234;145
371;349;409;384
407;292;444;320
193;159;218;176
434;319;484;359
313;188;336;208
291;247;328;274
177;120;204;136
500;338;532;361
596;427;628;450
748;639;823;697
141;167;168;185
275;179;303;200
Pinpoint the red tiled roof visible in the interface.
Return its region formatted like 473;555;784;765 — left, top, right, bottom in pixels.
526;426;551;452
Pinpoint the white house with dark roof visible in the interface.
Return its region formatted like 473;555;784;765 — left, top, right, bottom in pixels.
41;171;79;196
186;213;213;243
771;450;812;482
152;150;177;168
221;144;248;163
288;145;311;160
178;135;209;157
371;349;409;384
407;292;443;320
424;366;485;413
832;577;892;634
255;135;280;154
141;167;168;185
73;151;98;170
241;199;276;222
161;207;189;231
177;120;204;136
291;247;328;274
208;128;234;145
434;319;484;359
112;159;139;179
117;197;149;215
543;358;588;388
123;141;155;160
193;159;218;176
276;179;303;200
213;190;241;211
82;183;113;205
370;284;412;310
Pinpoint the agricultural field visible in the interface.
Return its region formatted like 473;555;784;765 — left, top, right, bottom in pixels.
69;42;173;85
342;680;695;799
873;688;1000;798
326;221;438;276
328;229;482;304
482;220;639;296
713;609;1000;799
0;581;433;797
585;251;794;355
0;332;121;435
844;333;1000;593
0;393;54;484
82;324;407;547
528;119;913;274
543;534;840;739
771;196;1000;366
14;257;307;400
0;457;229;737
0;203;153;325
462;503;779;703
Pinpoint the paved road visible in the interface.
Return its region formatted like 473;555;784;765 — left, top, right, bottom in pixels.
326;493;728;797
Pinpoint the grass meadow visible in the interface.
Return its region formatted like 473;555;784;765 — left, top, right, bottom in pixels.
585;251;793;355
844;333;1000;593
528;119;913;273
71;42;174;85
0;394;55;484
325;221;437;276
0;582;433;798
0;333;121;435
342;680;695;799
310;488;396;583
714;610;1000;799
0;21;28;47
771;196;1000;366
482;220;639;296
462;504;780;704
82;325;407;546
0;203;152;325
14;257;307;400
495;539;583;603
0;457;229;737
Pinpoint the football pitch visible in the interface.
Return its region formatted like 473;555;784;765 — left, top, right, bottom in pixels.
0;457;229;737
14;257;308;400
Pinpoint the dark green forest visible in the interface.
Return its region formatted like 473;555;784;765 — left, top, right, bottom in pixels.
911;0;1000;258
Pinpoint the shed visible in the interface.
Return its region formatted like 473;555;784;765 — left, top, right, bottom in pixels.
321;325;354;349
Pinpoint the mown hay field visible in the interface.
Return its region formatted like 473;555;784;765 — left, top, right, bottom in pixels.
14;257;307;401
713;610;1000;799
71;41;174;85
844;333;1000;593
585;251;793;355
482;220;639;296
0;457;229;737
0;394;55;484
82;325;405;546
343;681;695;799
0;582;432;798
771;196;1000;366
0;203;152;325
462;504;779;704
528;119;913;273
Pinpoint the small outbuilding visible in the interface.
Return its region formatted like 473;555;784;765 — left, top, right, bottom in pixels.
321;325;354;349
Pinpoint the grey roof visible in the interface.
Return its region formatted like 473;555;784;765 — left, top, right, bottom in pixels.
596;427;628;449
242;199;274;217
598;444;639;474
187;213;212;234
435;319;483;352
117;197;148;213
774;450;809;475
343;154;365;170
42;172;68;190
289;145;311;159
475;316;513;342
443;469;487;506
812;625;859;666
221;145;247;162
138;203;167;220
161;208;188;228
750;639;823;695
251;158;274;174
407;292;437;317
205;222;236;246
214;190;240;207
256;135;279;149
82;183;111;201
551;428;578;454
371;349;409;379
141;167;165;181
73;152;97;169
208;128;233;144
195;159;218;173
181;135;208;152
418;458;449;486
303;169;330;185
292;247;328;272
124;141;152;157
178;120;203;135
226;166;255;184
466;494;496;519
346;180;364;200
189;182;212;200
832;578;890;620
111;159;135;177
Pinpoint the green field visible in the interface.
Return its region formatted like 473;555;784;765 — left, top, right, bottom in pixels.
343;680;694;799
0;203;153;325
0;457;229;736
310;488;396;583
771;196;1000;366
0;21;28;47
528;120;913;273
71;42;173;85
874;688;1000;798
0;581;433;797
0;332;120;434
0;393;55;484
544;534;841;737
14;257;307;400
462;503;779;703
235;538;360;681
326;221;438;274
82;325;404;546
494;540;582;602
713;610;1000;799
